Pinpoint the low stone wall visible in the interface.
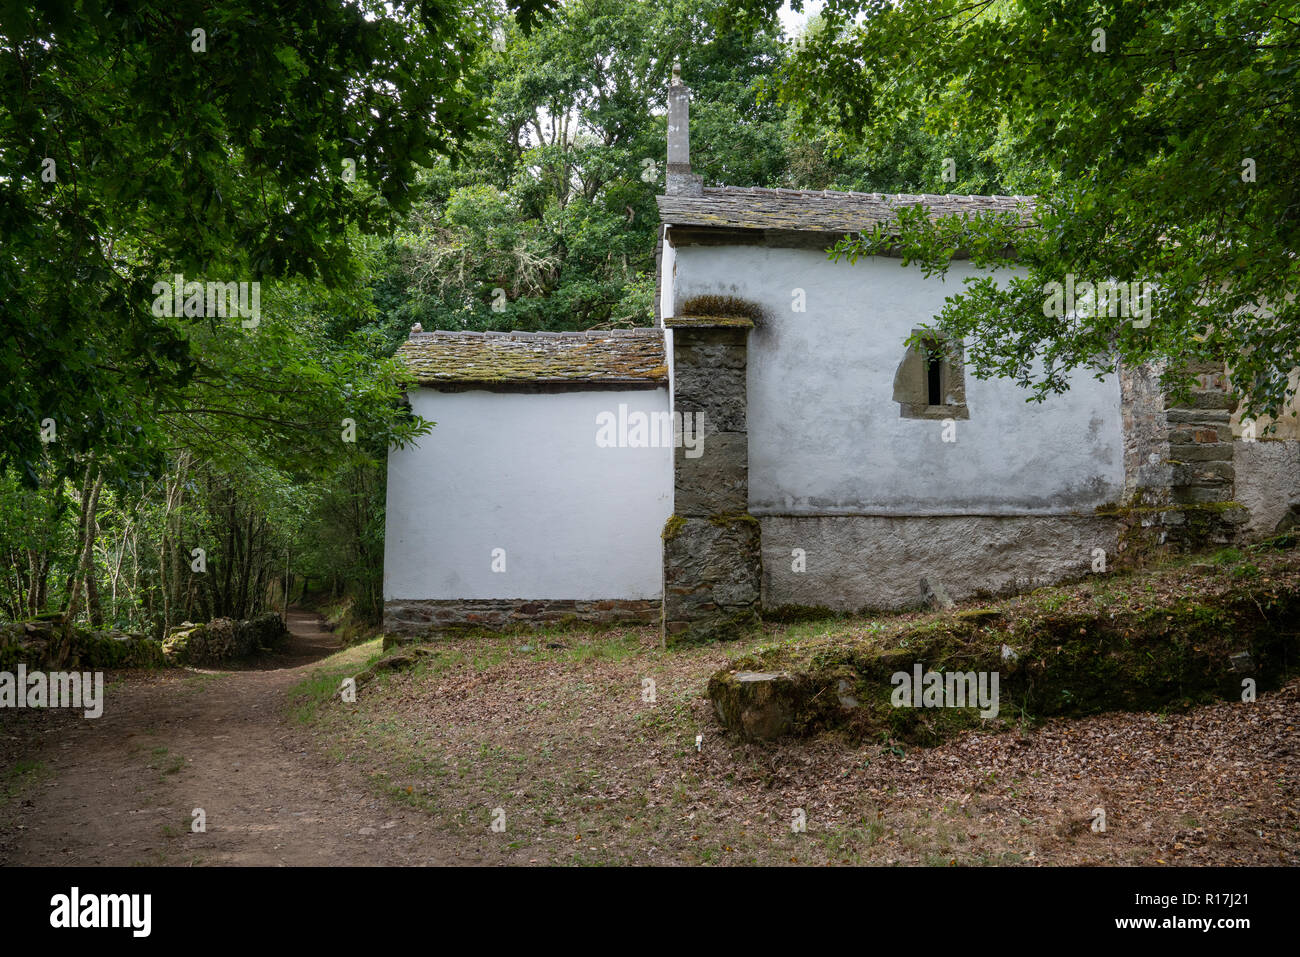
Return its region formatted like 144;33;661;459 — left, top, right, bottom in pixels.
162;612;289;666
383;598;661;638
759;513;1119;613
0;619;167;671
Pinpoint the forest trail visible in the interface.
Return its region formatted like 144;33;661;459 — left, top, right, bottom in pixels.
0;609;472;866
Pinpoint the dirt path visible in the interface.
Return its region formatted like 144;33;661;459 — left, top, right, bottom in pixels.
0;610;477;866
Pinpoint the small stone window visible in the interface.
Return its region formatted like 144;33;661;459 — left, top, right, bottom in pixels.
892;331;969;420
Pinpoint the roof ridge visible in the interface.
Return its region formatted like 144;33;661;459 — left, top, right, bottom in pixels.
660;187;1035;232
698;184;1034;203
425;328;659;339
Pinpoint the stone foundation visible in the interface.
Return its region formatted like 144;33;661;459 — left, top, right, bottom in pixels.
760;513;1119;613
383;598;660;639
663;515;762;640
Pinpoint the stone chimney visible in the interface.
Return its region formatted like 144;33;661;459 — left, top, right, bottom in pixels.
666;63;703;196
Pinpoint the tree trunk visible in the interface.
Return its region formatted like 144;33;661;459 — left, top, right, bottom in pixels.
34;552;51;616
64;461;93;612
85;497;104;628
60;464;104;660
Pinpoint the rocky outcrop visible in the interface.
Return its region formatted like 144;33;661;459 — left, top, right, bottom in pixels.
709;546;1300;742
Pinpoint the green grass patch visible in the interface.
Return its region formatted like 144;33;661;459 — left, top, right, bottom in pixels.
0;759;49;807
287;639;385;725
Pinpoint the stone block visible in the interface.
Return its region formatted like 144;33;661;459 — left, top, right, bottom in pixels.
1168;443;1234;462
662;515;761;644
1166;408;1232;424
1169;461;1235;486
674;433;748;514
707;670;799;740
1171;485;1235;505
673;341;747;432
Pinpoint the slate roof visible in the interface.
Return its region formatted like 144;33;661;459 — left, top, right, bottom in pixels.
657;185;1034;233
395;329;668;386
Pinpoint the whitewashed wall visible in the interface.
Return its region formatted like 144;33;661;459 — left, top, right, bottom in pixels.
384;388;673;601
670;245;1125;514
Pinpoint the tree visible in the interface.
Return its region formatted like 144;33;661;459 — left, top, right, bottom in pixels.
1;0;554;482
370;0;792;334
749;0;1300;421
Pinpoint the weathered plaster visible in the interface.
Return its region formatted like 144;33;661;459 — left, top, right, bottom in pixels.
1234;439;1300;539
761;514;1118;612
668;246;1125;515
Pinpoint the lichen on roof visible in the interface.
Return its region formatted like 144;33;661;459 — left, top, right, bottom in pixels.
394;329;668;386
664;315;754;328
657;185;1035;233
668;294;762;328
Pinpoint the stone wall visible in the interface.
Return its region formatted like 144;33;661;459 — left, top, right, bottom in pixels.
1120;360;1171;505
661;325;762;643
383;598;660;639
1117;361;1248;558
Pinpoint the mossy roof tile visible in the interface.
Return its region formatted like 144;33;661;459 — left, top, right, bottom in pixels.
395;329;668;386
657;186;1035;233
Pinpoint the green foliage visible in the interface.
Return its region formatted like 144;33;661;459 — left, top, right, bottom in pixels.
0;0;552;482
0;1;534;628
369;0;808;333
760;0;1300;419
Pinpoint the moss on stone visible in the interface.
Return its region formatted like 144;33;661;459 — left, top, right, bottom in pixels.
764;604;847;624
1096;500;1246;517
953;608;1002;624
395;330;668;385
706;511;760;529
709;547;1300;744
669;608;762;647
661;514;687;540
0;620;169;670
